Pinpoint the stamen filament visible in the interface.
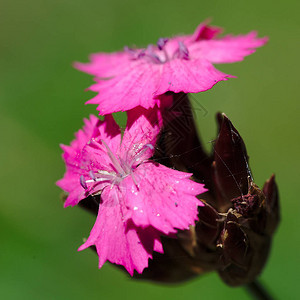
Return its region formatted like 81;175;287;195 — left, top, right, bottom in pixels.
162;48;169;62
101;139;125;175
130;171;140;190
86;177;112;183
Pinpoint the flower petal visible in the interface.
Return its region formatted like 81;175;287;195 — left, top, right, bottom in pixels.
57;115;122;207
78;187;163;275
156;58;232;95
86;62;161;114
74;52;131;78
123;162;206;233
189;32;268;64
75;23;267;113
120;105;164;165
70;114;101;150
190;21;223;42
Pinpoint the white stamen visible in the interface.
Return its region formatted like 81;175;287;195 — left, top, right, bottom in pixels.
101;139;125;175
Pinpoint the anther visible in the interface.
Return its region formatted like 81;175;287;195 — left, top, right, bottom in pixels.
80;175;88;190
146;45;162;64
144;143;154;150
130;143;155;167
124;46;136;56
178;41;189;60
89;170;96;181
157;38;168;50
137;49;146;59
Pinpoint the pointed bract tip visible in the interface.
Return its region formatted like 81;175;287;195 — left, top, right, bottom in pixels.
213;113;250;204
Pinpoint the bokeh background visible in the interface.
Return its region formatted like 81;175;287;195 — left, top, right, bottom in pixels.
1;0;299;299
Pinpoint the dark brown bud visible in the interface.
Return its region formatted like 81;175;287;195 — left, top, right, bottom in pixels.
196;203;221;247
263;174;280;235
212;113;250;212
217;181;276;286
137;94;280;286
219;211;249;267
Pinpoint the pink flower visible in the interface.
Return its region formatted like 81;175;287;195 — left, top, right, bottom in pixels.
75;21;267;115
56;106;207;275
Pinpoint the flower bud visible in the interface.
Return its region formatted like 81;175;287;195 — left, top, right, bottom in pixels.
136;93;280;286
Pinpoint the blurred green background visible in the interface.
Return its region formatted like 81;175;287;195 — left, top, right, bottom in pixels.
1;0;299;299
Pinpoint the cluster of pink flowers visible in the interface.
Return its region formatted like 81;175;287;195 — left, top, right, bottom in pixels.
57;21;266;275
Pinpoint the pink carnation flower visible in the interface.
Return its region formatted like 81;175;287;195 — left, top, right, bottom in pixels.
56;106;207;275
75;21;267;114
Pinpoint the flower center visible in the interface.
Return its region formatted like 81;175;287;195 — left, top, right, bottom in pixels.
80;139;154;196
124;37;190;64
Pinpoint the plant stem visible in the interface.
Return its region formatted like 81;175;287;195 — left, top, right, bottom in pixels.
246;280;274;300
